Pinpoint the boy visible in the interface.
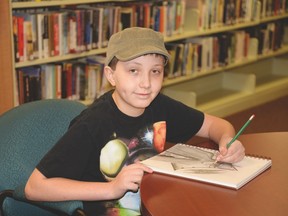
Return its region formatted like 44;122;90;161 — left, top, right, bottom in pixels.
25;27;245;216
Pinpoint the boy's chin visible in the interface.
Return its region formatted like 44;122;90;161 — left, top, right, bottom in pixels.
133;101;153;109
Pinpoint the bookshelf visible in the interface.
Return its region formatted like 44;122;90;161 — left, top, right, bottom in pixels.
1;0;288;116
163;55;288;116
0;0;14;114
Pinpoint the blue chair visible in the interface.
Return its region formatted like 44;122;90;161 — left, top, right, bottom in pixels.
0;99;87;216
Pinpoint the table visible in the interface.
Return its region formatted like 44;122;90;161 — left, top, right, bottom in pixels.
140;132;288;216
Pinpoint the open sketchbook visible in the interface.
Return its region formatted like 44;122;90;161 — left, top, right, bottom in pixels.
142;144;272;189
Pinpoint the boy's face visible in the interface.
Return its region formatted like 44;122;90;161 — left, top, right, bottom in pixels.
105;54;165;117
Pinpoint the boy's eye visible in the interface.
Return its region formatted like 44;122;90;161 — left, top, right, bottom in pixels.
129;69;138;74
152;69;162;74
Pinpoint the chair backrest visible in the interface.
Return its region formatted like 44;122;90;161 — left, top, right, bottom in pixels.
0;99;86;216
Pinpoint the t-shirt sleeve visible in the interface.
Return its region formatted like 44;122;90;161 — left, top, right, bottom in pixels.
154;94;204;143
37;122;99;180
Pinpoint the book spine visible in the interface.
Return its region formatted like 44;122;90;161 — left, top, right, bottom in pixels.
12;16;20;62
53;13;59;56
37;13;43;59
58;12;63;56
68;12;77;53
61;65;67;99
92;9;99;49
55;64;62;99
75;10;82;52
30;14;38;59
48;13;54;57
16;69;24;104
62;12;69;55
43;14;49;58
25;21;34;61
17;16;24;62
65;63;73;100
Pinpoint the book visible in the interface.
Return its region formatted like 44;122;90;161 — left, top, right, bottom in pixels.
165;43;184;78
36;13;44;59
120;6;135;30
12;16;20;62
141;143;272;189
17;66;42;104
14;15;24;62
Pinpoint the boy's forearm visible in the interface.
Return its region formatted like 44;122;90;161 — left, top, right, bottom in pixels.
197;114;236;144
25;169;114;202
210;119;235;145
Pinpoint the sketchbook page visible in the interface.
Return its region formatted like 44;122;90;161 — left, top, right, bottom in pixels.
141;144;272;189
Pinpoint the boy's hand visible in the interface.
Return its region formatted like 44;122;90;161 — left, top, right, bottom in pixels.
216;136;245;163
110;163;153;198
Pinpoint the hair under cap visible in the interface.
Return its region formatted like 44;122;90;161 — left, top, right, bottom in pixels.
105;27;170;65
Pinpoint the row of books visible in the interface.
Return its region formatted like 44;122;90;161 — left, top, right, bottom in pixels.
13;6;121;63
15;16;288;104
188;0;288;30
259;0;288;17
16;56;111;104
165;19;288;78
16;18;287;105
12;1;186;63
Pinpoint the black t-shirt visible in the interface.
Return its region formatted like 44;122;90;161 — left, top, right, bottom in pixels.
37;90;204;215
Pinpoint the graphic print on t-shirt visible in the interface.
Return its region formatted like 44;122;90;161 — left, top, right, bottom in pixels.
99;121;166;216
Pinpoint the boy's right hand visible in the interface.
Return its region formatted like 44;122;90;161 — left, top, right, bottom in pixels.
110;163;153;198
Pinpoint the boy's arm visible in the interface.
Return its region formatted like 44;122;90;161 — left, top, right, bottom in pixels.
25;163;152;202
196;113;245;163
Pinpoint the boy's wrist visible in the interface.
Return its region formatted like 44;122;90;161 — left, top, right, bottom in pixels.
219;134;233;148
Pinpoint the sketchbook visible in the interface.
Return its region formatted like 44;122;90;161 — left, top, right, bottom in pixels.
141;144;272;189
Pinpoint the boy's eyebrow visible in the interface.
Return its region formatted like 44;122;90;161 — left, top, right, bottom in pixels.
126;61;164;67
152;63;164;67
125;61;142;66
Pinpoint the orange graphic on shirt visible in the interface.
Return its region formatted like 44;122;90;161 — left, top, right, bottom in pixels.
153;121;166;153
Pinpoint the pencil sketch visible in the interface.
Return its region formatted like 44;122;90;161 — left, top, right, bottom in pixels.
153;144;237;174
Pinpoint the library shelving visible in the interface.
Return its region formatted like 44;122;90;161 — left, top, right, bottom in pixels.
163;54;288;116
1;0;288;116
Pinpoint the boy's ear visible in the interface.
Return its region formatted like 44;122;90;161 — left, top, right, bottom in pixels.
104;66;116;86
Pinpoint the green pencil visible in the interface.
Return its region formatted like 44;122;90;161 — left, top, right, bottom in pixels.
227;114;255;148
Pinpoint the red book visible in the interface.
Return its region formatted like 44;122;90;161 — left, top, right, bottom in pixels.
159;4;166;34
17;16;24;62
53;13;60;56
143;3;151;28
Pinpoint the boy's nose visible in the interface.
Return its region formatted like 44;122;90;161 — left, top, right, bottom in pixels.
139;74;151;88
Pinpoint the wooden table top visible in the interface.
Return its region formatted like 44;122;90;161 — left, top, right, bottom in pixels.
140;132;288;216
